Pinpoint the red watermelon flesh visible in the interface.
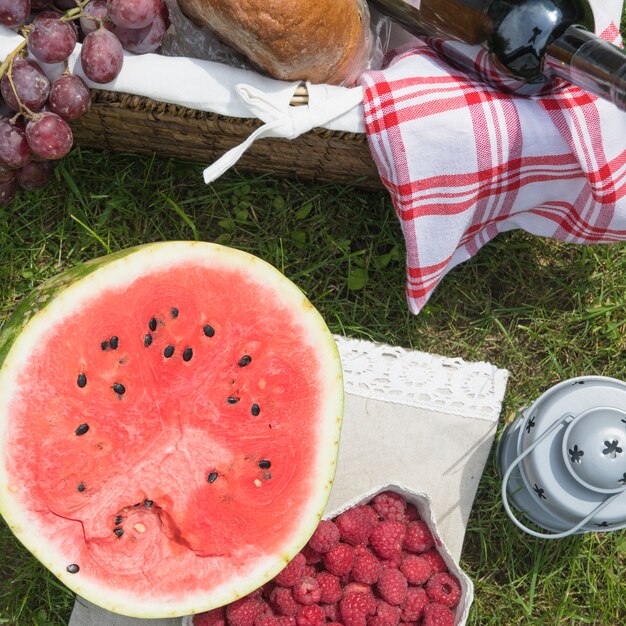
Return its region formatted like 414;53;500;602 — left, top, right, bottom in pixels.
0;242;343;618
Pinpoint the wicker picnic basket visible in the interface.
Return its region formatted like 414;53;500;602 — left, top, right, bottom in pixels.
70;84;384;190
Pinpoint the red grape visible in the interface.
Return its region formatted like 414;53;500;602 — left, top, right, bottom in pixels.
1;58;50;112
31;0;52;9
0;119;32;169
0;162;16;183
0;178;17;205
17;159;54;190
107;0;160;29
113;10;168;54
28;17;78;63
49;74;91;120
80;0;112;35
0;0;31;27
80;27;124;84
33;10;63;22
25;111;73;160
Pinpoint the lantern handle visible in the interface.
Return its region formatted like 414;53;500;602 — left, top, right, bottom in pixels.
500;412;620;539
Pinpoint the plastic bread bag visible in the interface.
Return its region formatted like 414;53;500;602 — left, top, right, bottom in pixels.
161;0;390;86
160;0;250;70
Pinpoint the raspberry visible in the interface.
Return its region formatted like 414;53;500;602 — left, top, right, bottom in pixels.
302;564;317;578
369;521;406;560
300;545;322;564
421;550;448;575
425;573;462;608
399;554;431;585
352;550;383;584
316;571;342;604
378;553;403;569
359;505;380;526
339;592;377;626
292;577;321;605
275;618;296;626
335;507;375;545
322;542;355;576
353;543;370;557
193;607;226;626
403;521;434;553
400;587;429;622
322;602;340;622
308;520;340;553
376;567;407;606
421;603;455;626
368;600;401;626
344;582;372;596
404;504;420;522
295;604;325;626
255;616;278;626
372;492;406;522
270;587;300;617
274;553;306;587
226;597;264;626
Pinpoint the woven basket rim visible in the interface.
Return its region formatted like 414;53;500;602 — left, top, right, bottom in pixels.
88;87;368;143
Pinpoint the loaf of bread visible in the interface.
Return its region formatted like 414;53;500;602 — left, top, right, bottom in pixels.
176;0;370;85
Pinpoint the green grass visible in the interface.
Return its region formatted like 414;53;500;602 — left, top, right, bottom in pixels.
1;148;626;626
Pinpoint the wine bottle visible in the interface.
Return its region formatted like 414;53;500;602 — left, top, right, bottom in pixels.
368;0;626;111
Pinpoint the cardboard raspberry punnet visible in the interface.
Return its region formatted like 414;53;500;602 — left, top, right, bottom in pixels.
182;483;473;626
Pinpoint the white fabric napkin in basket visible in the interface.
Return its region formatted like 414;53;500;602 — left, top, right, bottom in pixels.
68;337;508;625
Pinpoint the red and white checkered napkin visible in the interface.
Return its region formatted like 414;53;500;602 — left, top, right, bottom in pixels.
361;1;626;314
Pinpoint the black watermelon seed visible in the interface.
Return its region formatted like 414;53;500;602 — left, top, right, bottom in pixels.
144;333;153;347
101;340;109;351
66;564;79;574
109;336;119;350
77;373;87;388
75;423;89;436
251;404;260;416
144;499;153;508
164;345;175;358
238;355;252;367
114;516;123;525
114;528;124;537
77;483;86;492
149;317;157;332
227;396;240;404
203;324;215;338
182;347;193;362
171;307;179;318
208;472;218;483
113;383;125;396
258;460;271;470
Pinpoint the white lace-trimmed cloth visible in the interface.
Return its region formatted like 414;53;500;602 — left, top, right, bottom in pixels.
361;0;626;314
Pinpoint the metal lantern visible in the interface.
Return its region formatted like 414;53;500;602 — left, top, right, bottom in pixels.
497;376;626;539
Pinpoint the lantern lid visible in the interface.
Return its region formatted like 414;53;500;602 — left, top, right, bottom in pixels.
516;376;626;528
562;406;626;493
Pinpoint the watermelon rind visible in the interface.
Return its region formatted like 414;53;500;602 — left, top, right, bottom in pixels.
0;241;343;618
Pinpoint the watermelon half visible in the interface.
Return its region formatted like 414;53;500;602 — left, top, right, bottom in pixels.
0;242;343;618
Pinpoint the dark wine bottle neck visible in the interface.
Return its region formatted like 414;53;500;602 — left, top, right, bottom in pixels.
369;0;626;111
545;25;626;110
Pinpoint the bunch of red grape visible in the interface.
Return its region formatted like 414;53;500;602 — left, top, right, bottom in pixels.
0;0;170;205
